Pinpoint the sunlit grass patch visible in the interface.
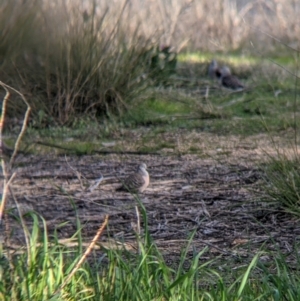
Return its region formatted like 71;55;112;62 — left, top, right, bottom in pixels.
178;52;259;66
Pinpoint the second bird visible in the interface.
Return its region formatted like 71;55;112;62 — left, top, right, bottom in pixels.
208;59;219;80
216;66;244;91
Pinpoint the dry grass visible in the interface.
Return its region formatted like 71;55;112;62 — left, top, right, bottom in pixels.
0;0;161;124
69;0;300;51
75;0;300;51
0;0;299;126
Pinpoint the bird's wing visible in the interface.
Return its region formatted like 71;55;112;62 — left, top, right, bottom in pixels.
222;75;244;89
118;173;145;192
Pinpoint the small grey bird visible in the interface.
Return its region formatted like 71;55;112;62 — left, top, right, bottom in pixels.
216;66;244;91
116;163;150;193
208;59;219;80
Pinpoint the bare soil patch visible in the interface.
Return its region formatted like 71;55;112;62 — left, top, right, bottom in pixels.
3;133;300;268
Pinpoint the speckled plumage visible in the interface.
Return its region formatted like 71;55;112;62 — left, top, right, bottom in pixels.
117;163;150;193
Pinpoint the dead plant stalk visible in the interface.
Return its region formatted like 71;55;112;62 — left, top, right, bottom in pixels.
53;214;109;295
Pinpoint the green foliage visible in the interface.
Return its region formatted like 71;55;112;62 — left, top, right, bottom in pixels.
2;201;300;300
261;150;300;216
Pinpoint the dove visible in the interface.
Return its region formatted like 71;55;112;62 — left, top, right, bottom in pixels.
208;59;219;80
116;163;150;193
216;66;244;91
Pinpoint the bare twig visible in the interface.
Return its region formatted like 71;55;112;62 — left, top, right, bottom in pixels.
0;81;31;166
0;172;16;223
135;205;141;236
64;155;104;191
88;174;104;192
0;85;10;155
0;81;31;231
135;205;141;254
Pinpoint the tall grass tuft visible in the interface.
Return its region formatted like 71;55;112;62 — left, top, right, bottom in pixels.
261;149;300;217
0;1;164;125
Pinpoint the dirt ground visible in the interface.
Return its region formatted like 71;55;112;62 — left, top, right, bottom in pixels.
3;133;300;268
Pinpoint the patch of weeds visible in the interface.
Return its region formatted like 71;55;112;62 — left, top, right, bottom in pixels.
261;151;300;216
